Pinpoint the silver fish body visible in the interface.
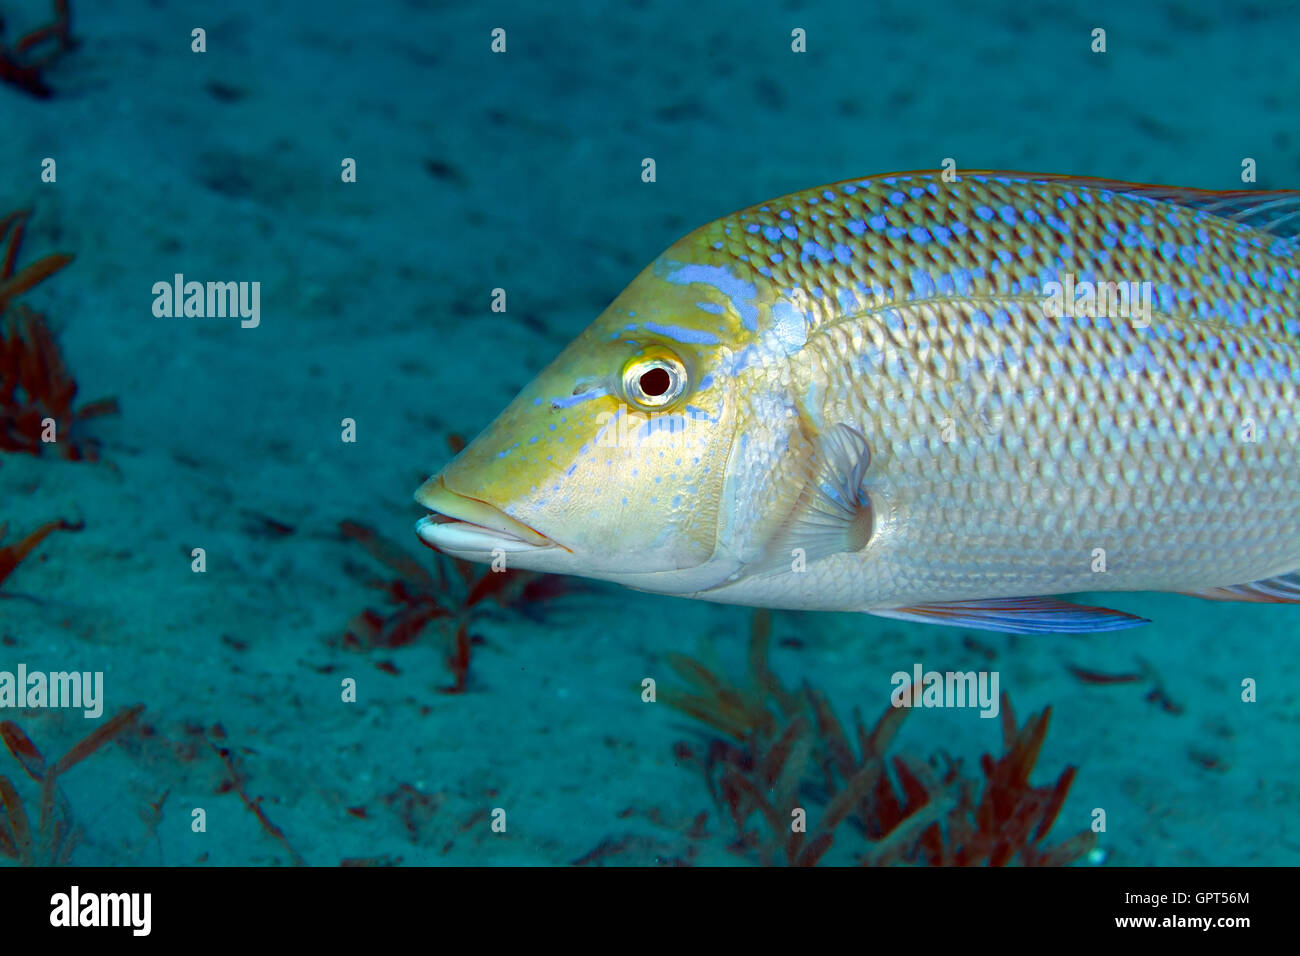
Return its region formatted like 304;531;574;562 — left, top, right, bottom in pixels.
417;171;1300;633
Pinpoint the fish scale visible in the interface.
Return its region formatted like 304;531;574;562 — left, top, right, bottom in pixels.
688;174;1300;612
700;174;1296;342
416;171;1300;633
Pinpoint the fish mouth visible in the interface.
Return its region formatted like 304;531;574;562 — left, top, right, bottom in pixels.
414;476;560;554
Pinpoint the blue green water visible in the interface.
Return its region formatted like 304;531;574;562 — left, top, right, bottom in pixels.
0;0;1296;866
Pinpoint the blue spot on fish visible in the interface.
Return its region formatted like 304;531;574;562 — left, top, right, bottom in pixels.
1157;283;1175;314
911;268;936;297
550;389;607;408
642;320;721;345
664;263;759;331
802;240;834;263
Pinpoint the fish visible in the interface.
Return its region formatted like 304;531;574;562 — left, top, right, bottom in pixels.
414;170;1300;634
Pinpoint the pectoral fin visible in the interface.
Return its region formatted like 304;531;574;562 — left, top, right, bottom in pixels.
870;597;1149;635
753;422;875;574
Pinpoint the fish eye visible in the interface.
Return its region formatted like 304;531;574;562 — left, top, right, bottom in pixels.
622;352;688;408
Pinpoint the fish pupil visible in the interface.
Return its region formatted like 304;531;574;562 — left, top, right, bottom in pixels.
640;367;672;397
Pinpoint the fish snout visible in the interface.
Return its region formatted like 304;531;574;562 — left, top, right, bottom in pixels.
414;476;558;554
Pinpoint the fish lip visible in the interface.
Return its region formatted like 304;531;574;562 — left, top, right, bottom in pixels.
413;476;561;553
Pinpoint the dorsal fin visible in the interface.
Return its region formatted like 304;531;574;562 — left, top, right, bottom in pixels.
1185;193;1300;237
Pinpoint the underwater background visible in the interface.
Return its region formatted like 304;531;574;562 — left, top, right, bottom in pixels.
1;0;1298;866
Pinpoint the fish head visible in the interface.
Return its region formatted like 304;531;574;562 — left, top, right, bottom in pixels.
415;248;763;593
